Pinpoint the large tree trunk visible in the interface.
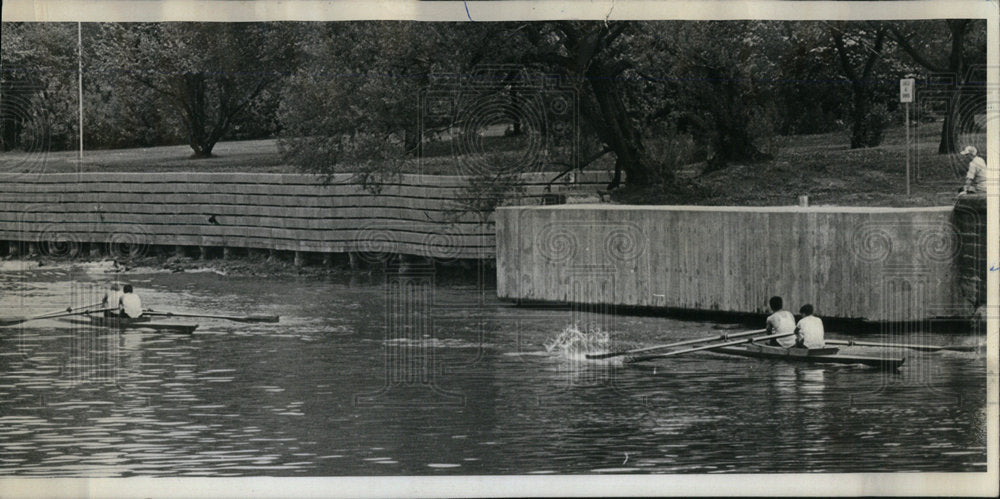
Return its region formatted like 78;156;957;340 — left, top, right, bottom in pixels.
938;20;967;154
831;25;887;150
551;22;656;190
849;85;875;149
705;74;773;168
708;123;772;169
403;128;420;158
850;90;867;149
939;94;961;154
510;89;523;136
891;21;970;154
587;68;655;189
179;73;217;158
190;141;215;157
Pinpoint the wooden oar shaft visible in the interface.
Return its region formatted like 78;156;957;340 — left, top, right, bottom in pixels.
144;311;279;323
586;328;766;359
0;307;116;326
825;339;978;352
626;332;795;363
29;302;104;320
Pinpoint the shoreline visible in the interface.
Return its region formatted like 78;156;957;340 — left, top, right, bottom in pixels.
1;251;497;282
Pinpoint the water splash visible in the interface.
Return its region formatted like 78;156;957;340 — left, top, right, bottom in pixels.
544;323;611;360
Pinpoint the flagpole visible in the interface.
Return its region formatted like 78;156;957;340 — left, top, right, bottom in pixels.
78;21;83;162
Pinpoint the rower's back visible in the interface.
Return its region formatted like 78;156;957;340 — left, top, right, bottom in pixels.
766;296;797;348
120;284;143;318
796;304;825;349
103;284;124;317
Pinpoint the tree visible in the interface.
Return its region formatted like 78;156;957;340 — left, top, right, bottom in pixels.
773;22;850;136
546;21;652;189
890;20;987;153
667;22;779;170
281;22;674;191
1;23;79;153
829;22;889;148
2;23;191;153
485;22;676;190
278;22;472;190
93;22;295;157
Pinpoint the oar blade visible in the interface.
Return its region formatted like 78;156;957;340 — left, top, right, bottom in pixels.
585;351;626;360
942;344;980;352
232;315;280;323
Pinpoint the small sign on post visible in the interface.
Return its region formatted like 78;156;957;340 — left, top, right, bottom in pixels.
899;78;915;103
900;78;915;196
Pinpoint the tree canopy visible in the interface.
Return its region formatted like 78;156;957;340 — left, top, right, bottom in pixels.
1;20;987;190
89;22;297;157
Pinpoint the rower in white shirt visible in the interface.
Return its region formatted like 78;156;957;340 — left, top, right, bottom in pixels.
101;283;124;317
119;284;143;319
794;304;825;349
765;296;797;347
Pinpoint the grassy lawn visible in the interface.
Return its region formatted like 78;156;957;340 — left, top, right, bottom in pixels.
0;139;287;174
0;122;983;207
617;122;985;207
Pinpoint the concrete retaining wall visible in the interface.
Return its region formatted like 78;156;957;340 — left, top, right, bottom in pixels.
952;195;988;311
496;204;978;322
0;171;608;261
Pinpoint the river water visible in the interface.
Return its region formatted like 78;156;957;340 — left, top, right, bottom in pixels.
0;261;988;476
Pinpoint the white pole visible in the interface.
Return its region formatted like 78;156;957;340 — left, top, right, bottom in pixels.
905;102;910;196
78;22;83;161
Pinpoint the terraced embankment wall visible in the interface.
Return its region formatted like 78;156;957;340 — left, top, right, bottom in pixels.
952;195;989;318
496;202;988;322
0;172;608;262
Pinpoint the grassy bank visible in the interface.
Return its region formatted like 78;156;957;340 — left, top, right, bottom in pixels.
624;123;985;207
0;122;983;207
0;139;287;173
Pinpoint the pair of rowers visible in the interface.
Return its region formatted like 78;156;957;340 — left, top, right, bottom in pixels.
101;284;143;319
763;296;824;349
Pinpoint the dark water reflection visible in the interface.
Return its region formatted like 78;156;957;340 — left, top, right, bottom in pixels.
0;262;987;476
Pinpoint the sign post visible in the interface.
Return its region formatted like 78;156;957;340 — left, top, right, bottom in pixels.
900;78;915;196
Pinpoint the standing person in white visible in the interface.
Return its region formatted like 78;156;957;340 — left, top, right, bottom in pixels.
765;296;797;347
794;304;825;349
119;284;143;319
959;145;987;195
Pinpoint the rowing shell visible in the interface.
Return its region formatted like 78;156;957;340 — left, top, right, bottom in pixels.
61;315;198;335
706;343;904;371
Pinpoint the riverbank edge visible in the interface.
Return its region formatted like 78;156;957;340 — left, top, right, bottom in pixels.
2;250;497;282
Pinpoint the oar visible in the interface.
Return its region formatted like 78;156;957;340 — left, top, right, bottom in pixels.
0;307;116;327
586;329;766;360
39;301;106;318
825;339;979;353
144;310;280;323
63;302;106;315
0;302;106;326
625;332;795;363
